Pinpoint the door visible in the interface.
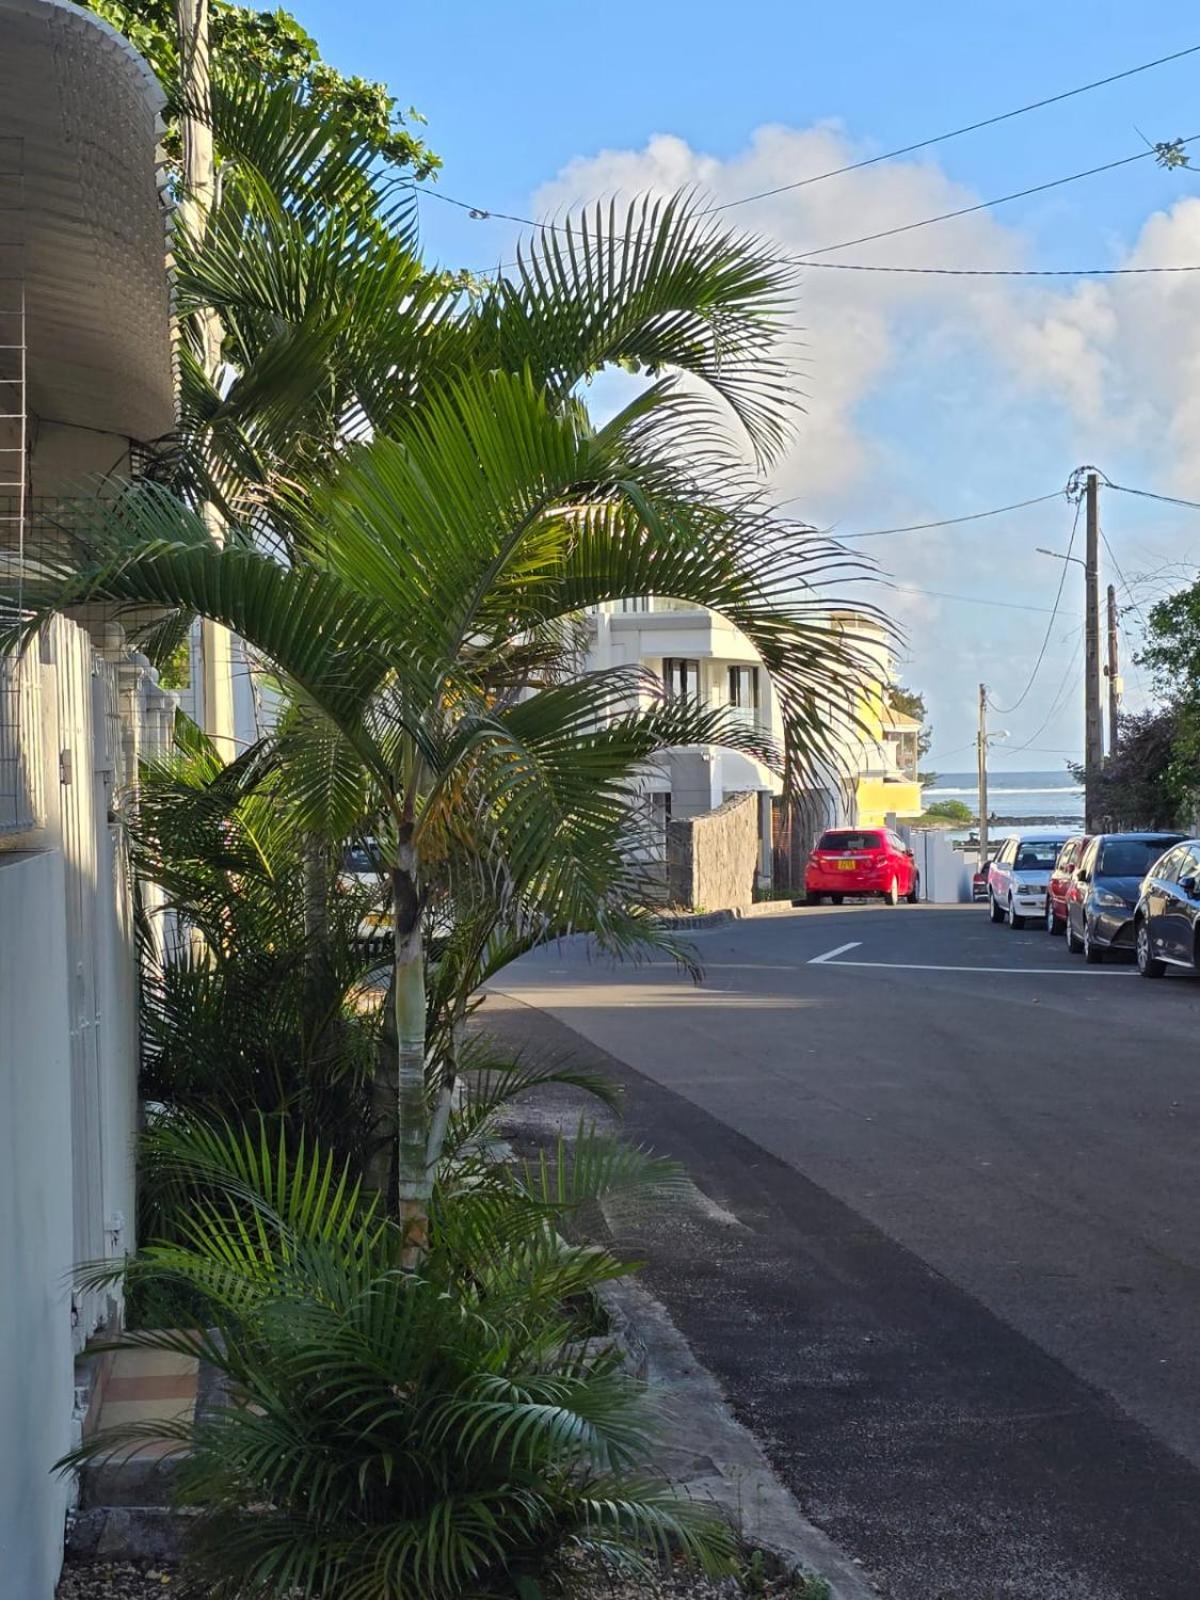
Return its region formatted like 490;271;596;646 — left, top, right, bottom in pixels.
991;838;1016;904
1051;839;1078;916
1163;844;1200;964
1144;845;1187;963
1067;839;1098;943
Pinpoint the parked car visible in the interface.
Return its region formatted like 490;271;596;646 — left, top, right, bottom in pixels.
1064;833;1188;961
1133;838;1200;978
804;828;920;905
338;838;391;945
986;830;1073;928
1044;833;1091;934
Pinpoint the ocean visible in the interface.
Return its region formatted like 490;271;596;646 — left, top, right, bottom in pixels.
926;768;1084;828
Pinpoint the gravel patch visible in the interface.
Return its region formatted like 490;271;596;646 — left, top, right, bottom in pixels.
57;1562;180;1598
57;1555;817;1599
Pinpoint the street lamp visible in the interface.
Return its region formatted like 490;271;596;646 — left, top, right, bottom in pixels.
1036;546;1085;569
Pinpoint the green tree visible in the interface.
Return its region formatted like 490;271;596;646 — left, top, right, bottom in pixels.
1070;707;1186;831
6;79;877;1239
921;798;973;824
83;0;438;177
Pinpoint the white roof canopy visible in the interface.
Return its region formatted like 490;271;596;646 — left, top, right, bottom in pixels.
0;0;174;443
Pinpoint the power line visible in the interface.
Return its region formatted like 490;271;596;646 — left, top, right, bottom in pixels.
708;43;1200;211
883;580;1075;616
794;137;1199;260
422;132;1199;280
802;260;1200;277
989;498;1082;714
1004;629;1085;754
420;42;1200;227
1107;480;1200;512
783;488;1064;535
1100;525;1149;630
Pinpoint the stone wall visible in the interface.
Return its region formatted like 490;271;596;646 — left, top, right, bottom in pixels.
667;791;759;911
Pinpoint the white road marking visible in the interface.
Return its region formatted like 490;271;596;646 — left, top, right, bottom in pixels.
808;942;863;965
812;955;1133;976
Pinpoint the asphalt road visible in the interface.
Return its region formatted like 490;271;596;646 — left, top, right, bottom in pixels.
492;903;1200;1599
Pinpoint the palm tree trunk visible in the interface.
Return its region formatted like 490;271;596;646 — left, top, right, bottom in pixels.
363;827;429;1253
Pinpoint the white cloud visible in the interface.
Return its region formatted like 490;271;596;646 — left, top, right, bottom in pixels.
535;123;1029;504
534;127;1200;751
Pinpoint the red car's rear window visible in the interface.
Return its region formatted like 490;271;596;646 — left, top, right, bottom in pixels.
816;831;885;852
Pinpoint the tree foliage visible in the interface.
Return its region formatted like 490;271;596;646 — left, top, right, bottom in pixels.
62;1112;732;1598
83;0;438;177
888;684;932;761
1070;707;1187;831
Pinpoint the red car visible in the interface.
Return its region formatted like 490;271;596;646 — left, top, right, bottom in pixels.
1044;833;1091;935
803;827;920;906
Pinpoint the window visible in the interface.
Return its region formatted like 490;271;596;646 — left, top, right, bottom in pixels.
817;830;884;852
663;658;700;701
1058;840;1078;872
1014;839;1063;871
728;665;759;709
619;596;652;613
1154;846;1187;884
1096;837;1185;878
997;839;1018;866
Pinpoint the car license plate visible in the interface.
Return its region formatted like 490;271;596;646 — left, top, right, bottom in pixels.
837;859;857;871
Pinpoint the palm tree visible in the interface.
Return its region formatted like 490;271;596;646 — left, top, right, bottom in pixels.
6;74;878;1232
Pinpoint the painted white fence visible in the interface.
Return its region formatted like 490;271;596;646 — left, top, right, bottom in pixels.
0;614;173;1600
898;825;974;903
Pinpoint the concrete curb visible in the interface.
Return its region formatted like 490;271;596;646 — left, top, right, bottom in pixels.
648;909;739;930
599;1278;882;1600
651;900;812;929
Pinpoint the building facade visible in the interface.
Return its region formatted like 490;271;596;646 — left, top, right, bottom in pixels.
0;2;176;1592
586;600;923;896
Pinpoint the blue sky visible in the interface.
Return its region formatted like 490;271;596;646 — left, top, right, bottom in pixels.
291;0;1200;769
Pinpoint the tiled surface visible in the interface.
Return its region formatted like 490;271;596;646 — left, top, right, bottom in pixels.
94;1341;198;1458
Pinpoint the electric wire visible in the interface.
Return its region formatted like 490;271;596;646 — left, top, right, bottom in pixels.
794;137;1199;260
1106;481;1200;512
1004;628;1086;754
989;499;1082;714
418;42;1200;226
779;488;1064;534
801;260;1200;277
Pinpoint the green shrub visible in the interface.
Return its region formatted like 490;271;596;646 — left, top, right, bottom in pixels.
66;1113;731;1598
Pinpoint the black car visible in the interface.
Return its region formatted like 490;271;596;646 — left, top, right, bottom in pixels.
1065;832;1188;963
1134;838;1200;978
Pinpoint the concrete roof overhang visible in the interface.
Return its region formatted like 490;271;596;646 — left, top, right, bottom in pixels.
0;0;175;443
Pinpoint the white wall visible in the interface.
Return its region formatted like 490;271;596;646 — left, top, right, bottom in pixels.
0;616;169;1597
0;849;75;1600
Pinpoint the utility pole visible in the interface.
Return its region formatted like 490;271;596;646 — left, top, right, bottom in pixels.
177;0;236;759
1106;583;1121;758
977;682;989;867
1083;472;1103;831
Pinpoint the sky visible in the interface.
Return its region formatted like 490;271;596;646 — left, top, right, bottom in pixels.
290;0;1200;771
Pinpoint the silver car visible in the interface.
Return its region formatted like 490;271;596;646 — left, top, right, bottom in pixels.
986;830;1074;929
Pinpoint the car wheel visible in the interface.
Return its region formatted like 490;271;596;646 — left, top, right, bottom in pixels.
829;893;844;905
1066;914;1083;954
906;873;920;905
1083;918;1104;964
1045;898;1062;935
807;892;823;906
988;892;1004;924
1007;896;1025;930
884;877;899;906
1136;919;1165;979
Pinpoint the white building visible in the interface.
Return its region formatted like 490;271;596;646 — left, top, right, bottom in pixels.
0;2;176;1593
587;601;923;892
